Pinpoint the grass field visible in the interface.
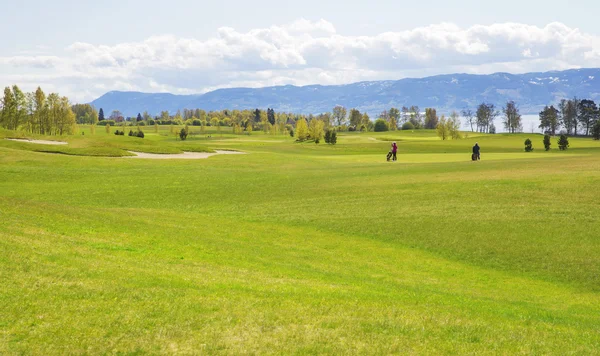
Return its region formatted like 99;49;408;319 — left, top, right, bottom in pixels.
1;126;600;354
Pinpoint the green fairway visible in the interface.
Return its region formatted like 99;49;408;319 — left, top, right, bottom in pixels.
2;128;600;354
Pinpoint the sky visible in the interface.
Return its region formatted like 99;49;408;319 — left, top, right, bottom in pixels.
1;0;600;103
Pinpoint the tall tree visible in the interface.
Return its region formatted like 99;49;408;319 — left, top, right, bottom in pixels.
424;108;439;129
98;108;105;121
388;107;400;131
296;118;308;141
409;106;422;128
253;109;261;123
539;105;560;135
33;87;47;134
558;99;573;135
267;108;275;125
475;103;498;133
332;105;347;126
12;85;27;131
448;111;462;139
0;87;16;130
349;108;362;128
136;113;143;122
578;99;598;136
461;108;475;132
502;101;522;133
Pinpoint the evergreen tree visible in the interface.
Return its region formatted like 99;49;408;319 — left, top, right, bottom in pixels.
543;134;551;151
137;113;143;122
98;108;105;121
524;139;533;152
558;134;569;150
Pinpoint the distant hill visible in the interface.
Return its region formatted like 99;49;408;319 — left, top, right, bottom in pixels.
90;68;600;117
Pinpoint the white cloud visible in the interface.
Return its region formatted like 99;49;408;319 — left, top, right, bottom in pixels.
1;19;600;103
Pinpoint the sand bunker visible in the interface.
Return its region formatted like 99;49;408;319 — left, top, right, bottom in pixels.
5;138;68;145
126;150;245;159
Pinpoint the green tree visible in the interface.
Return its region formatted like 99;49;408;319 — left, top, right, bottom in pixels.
349;109;362;128
448;111;462;139
578;99;598;136
436;116;449;140
308;119;324;143
332;105;347;126
374;119;389;132
502;101;522;133
476;103;498;133
558;134;569;150
296;118;308;141
543;134;551;151
388;107;400;131
1;87;16;130
524;138;533;152
330;130;337;145
424;108;439;129
592;120;600;140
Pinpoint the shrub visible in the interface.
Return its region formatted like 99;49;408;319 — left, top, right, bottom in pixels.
524;138;533;152
120;130;124;136
147;119;155;125
128;130;134;137
543;134;551;151
558;134;569;151
114;130;120;136
138;121;146;126
402;122;415;130
330;131;337;145
137;131;144;138
179;128;188;141
324;129;331;144
374;119;389;132
289;129;294;137
97;120;116;127
192;119;202;126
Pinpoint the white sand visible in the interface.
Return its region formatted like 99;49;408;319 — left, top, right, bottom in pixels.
126;150;245;159
5;138;68;145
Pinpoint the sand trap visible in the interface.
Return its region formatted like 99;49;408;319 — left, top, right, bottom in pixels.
126;150;245;159
5;138;67;145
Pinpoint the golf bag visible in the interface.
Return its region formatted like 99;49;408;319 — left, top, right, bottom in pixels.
387;151;393;161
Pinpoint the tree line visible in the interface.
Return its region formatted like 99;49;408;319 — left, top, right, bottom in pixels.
0;85;76;135
539;98;600;139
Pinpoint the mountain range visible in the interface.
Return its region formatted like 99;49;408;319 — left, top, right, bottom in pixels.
90;68;600;117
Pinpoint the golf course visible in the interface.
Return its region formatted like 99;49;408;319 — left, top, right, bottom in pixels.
1;126;600;354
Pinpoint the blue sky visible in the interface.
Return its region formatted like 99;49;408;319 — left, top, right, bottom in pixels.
1;0;599;102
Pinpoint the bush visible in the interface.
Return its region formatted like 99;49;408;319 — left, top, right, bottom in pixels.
147;119;155;125
114;130;120;136
97;120;116;127
128;130;134;137
374;119;389;132
192;119;202;126
543;134;551;151
289;129;294;137
524;138;533;152
401;122;415;130
324;129;331;144
138;121;146;126
179;128;188;141
330;131;337;145
558;134;569;151
137;131;144;138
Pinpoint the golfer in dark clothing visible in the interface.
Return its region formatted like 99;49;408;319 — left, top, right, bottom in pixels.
473;142;481;160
